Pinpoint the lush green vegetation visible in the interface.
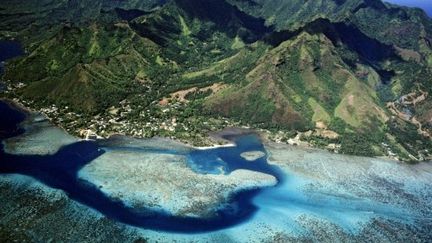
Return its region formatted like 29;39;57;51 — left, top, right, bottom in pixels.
1;0;432;161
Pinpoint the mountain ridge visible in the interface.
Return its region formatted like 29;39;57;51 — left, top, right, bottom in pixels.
1;0;431;161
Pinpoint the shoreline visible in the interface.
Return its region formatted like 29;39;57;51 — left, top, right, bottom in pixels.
0;98;32;115
194;143;236;150
1;98;424;163
0;100;283;233
2;99;432;241
0;98;239;150
0;98;75;135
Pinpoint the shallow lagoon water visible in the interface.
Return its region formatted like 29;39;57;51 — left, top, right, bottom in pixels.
0;101;280;232
1;101;432;241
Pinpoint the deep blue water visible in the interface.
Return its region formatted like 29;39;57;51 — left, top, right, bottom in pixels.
0;40;23;75
0;101;26;139
0;100;284;233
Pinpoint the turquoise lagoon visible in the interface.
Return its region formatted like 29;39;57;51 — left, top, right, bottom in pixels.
1;101;432;241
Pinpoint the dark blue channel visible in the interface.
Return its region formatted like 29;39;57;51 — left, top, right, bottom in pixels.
0;100;284;233
0;40;23;75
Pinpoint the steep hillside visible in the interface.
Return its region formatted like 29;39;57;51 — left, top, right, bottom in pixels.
4;23;163;112
1;0;431;160
229;0;432;49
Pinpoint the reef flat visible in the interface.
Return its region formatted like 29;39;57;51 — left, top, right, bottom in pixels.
79;143;277;218
240;151;266;161
0;101;432;242
3;112;77;155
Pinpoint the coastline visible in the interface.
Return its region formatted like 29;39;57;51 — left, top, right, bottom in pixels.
0;98;242;150
1;98;426;163
1;98;432;241
194;143;236;150
0;98;31;115
264;139;407;165
0;101;282;232
0;98;82;139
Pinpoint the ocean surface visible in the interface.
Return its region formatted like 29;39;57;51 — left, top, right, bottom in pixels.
386;0;432;16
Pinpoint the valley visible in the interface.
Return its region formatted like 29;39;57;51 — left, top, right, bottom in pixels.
2;0;432;162
1;1;432;240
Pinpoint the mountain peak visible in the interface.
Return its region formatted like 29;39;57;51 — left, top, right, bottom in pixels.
1;0;431;160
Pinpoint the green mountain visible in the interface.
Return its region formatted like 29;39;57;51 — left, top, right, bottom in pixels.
1;0;431;160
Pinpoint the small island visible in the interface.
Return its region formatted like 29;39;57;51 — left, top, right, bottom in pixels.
240;151;266;161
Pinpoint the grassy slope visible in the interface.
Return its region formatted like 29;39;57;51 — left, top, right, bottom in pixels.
4;23;160;112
